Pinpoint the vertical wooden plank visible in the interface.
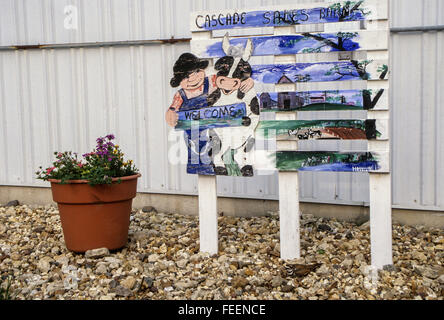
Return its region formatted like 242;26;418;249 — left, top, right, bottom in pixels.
274;25;300;260
191;25;219;255
369;173;393;269
276;112;300;260
198;174;218;255
278;171;301;260
367;0;391;269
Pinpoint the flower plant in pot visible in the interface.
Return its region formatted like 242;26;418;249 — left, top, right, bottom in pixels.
36;134;140;253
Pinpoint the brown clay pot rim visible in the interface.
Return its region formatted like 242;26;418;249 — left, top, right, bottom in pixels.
48;173;141;184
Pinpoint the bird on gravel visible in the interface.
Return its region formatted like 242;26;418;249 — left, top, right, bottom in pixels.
282;263;322;277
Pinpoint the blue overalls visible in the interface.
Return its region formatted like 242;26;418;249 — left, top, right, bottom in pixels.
178;77;215;175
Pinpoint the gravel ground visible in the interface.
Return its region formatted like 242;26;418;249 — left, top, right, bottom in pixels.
0;204;443;300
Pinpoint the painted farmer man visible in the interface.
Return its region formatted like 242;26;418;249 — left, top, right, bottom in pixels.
165;52;254;175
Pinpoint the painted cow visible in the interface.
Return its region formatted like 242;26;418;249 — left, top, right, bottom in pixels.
207;34;260;177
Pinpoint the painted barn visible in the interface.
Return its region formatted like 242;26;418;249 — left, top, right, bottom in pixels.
278;92;305;110
277;75;304;110
259;92;273;109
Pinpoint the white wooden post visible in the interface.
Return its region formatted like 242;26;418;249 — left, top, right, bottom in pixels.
369;172;392;268
276;109;300;260
367;3;392;268
191;30;219;255
275;26;300;260
198;174;218;254
278;171;301;259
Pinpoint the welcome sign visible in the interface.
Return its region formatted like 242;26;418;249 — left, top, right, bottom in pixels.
175;103;247;130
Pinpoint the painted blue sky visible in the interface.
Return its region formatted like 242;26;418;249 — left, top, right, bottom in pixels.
203;34;361;58
251;61;362;84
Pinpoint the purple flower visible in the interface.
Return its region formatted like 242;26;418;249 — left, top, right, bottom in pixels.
106;134;115;140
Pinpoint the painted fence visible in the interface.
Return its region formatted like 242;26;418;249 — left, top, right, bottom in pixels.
177;0;393;269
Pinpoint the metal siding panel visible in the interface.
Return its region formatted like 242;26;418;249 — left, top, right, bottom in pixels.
435;31;444;208
0;53;7;183
84;48;108;143
423;0;439;26
2;52;24;184
390;0;423;28
141;0;163;40
420;32;438;206
80;0;101;43
145;44;172;192
51;0;69;44
1;0;444;212
108;0;129;42
0;0;15;46
52;49;78;157
391;33;422;207
23;0;45;45
113;46;139;175
390;30;444;210
391;0;444;28
28;50;52;186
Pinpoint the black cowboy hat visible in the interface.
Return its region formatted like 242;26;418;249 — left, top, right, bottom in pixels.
170;53;209;87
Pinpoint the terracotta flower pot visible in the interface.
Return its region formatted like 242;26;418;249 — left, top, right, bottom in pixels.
49;174;141;253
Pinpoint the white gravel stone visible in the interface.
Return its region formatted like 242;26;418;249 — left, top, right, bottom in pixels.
37;257;53;273
85;248;109;259
176;259;188;269
148;254;159;263
96;263;108;275
0;205;442;300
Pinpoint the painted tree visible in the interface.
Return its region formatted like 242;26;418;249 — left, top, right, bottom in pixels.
363;88;385;110
325;59;372;81
294;74;312;83
377;64;389;79
327;0;370;21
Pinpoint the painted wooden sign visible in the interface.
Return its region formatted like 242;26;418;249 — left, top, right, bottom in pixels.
188;0;393;270
257;119;388;141
258;89;388;111
252;60;388;84
190;0;388;32
276;151;389;172
191;30;388;58
166;34;260;177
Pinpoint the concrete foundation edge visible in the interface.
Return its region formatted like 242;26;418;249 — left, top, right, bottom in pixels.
1;185;443;228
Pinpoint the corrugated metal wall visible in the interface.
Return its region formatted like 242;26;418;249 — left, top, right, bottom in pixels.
0;0;443;211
